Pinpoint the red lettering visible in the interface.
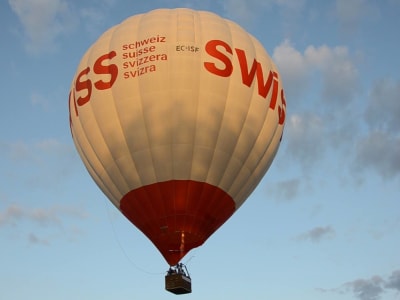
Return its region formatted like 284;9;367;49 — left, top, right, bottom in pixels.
204;39;286;124
235;48;258;87
235;48;278;100
204;40;233;77
75;67;92;106
93;51;118;90
278;89;286;125
268;72;279;110
68;90;75;133
69;90;78;117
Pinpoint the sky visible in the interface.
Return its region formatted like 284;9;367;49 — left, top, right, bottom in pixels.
1;0;399;299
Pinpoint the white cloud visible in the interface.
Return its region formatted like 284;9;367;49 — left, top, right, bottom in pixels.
8;0;77;53
273;40;359;107
274;43;397;181
273;40;309;100
8;0;117;54
304;44;359;105
285;113;326;170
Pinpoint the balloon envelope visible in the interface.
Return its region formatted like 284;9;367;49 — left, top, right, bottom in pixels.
69;8;286;266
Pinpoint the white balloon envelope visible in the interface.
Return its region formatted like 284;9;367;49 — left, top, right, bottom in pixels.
69;8;286;266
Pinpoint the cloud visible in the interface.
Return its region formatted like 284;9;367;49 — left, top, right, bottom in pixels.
221;0;306;27
221;0;271;23
320;269;400;300
8;0;77;53
353;131;400;179
2;138;79;189
344;276;385;300
305;44;359;105
28;232;50;245
297;225;335;243
272;40;399;183
269;178;301;202
5;138;74;164
386;269;400;292
0;203;88;245
8;0;116;54
365;79;400;133
273;40;359;107
272;40;309;101
0;204;87;227
285;113;326;170
335;0;380;34
30;91;50;110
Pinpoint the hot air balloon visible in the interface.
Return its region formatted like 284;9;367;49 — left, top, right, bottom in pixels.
68;8;286;294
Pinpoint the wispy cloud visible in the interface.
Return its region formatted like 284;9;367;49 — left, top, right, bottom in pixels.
0;203;88;245
2;138;79;189
269;178;301;202
4;138;74;164
385;270;400;292
335;0;380;35
365;78;400;134
30;91;50;111
221;0;306;28
8;0;78;53
0;204;87;227
285;113;326;171
8;0;116;54
321;270;400;300
352;79;400;178
353;131;400;179
297;226;335;243
344;276;384;300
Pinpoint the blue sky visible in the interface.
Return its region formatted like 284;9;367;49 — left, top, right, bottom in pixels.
1;0;399;299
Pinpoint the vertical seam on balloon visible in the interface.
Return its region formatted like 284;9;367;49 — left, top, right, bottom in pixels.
108;17;143;201
164;8;175;234
134;12;164;232
199;15;239;221
235;115;282;208
204;20;256;204
74;127;116;204
222;32;270;200
188;12;221;232
188;10;209;241
233;56;282;206
189;9;201;185
136;13;156;183
88;27;132;196
74;36;123;204
182;9;198;245
204;19;232;184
